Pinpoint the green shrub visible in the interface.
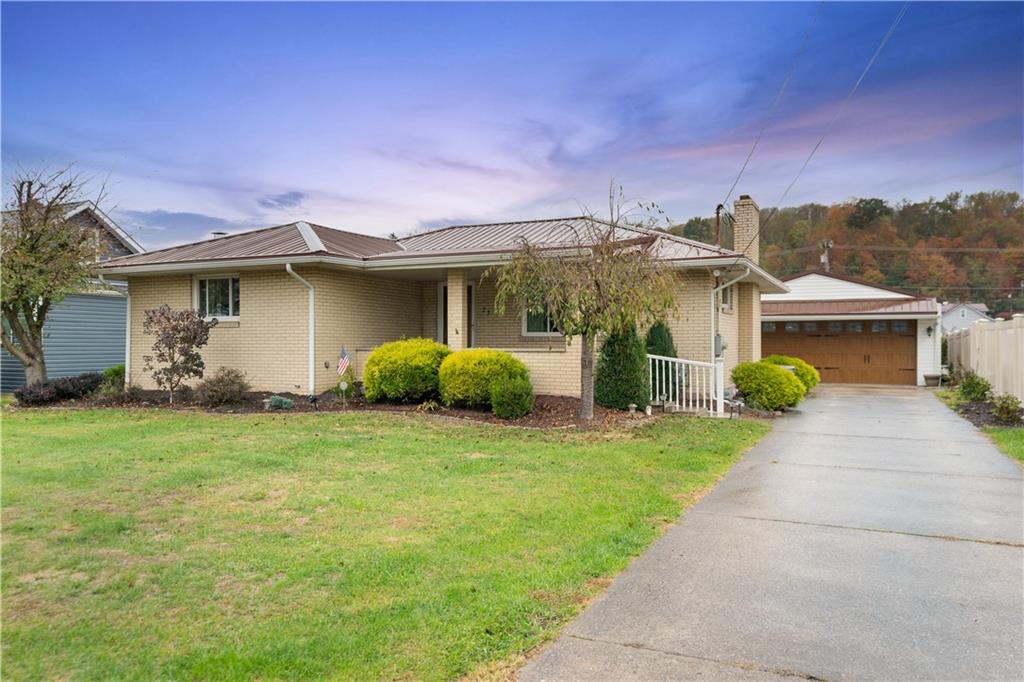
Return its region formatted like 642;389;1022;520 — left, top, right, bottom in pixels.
595;323;650;410
194;367;251;406
363;338;451;402
957;371;992;402
439;349;529;407
762;354;820;391
267;395;294;410
102;363;125;385
991;393;1022;425
94;380;143;405
645;320;677;358
732;361;805;411
491;376;535;420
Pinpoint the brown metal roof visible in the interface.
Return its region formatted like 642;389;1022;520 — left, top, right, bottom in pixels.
392;217;736;259
100;222;400;267
311;224;398;258
763;298;940;317
100;216;739;269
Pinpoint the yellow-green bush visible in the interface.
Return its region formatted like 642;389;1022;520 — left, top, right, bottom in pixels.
363;338;451;402
490;376;535;419
732;361;806;411
761;354;820;391
439;348;530;407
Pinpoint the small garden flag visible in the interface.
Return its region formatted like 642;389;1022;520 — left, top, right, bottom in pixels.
337;348;350;376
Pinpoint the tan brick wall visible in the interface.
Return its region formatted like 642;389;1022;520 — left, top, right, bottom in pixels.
664;271;714;365
737;281;761;363
718;292;740;377
311;267;425;392
127;264;756;399
445;270;469;350
127;269;307;392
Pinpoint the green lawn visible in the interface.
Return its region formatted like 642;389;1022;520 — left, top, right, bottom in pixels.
1;409;768;680
986;427;1024;463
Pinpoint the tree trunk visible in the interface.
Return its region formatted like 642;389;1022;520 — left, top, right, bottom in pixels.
579;333;595;420
23;356;47;386
1;321;48;385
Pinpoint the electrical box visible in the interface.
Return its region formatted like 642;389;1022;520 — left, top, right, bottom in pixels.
715;334;727;358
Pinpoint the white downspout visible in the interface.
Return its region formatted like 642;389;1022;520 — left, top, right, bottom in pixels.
99;273;130;386
285;264;316;396
709;267;751;363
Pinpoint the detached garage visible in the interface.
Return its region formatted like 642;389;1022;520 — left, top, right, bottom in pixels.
761;272;942;386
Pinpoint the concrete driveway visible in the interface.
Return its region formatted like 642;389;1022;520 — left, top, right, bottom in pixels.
521;386;1023;681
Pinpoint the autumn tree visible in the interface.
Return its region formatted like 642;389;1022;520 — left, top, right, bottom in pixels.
143;305;217;403
490;191;678;420
1;167;101;385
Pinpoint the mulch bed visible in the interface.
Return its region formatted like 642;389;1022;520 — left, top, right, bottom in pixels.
953;399;1023;429
13;390;648;430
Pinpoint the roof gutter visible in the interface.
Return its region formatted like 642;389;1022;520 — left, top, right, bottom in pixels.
285;263;316;396
710;267;750;363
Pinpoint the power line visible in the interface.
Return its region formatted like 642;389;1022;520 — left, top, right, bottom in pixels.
730;1;911;264
719;1;824;210
773;244;1024;255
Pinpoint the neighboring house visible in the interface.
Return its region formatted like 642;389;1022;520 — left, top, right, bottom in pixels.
761;271;942;386
1;202;143;391
98;196;786;397
941;302;992;333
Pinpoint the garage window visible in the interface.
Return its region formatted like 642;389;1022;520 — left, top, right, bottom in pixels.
762;322;777;333
784;322;800;333
871;321;888;333
846;321;863;333
827;321;842;334
893;321;909;333
804;322;818;332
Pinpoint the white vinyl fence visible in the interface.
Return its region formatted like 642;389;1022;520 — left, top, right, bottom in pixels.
648;354;725;416
946;315;1024;401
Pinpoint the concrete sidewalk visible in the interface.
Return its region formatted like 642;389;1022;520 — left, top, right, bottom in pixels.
520;386;1023;681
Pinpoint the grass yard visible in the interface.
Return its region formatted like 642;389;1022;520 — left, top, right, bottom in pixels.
985;427;1024;463
1;409;768;680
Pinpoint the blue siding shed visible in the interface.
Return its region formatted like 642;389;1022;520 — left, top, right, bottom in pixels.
1;292;127;392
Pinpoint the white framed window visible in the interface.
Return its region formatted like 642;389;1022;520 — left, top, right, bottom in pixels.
522;307;561;336
720;284;734;311
195;275;240;320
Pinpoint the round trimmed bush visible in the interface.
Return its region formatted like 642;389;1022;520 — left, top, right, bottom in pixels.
645;320;677;358
491;376;535;420
363;338;451;402
595;323;650;410
732;361;805;411
439;348;529;407
195;367;251;406
762;354;820;391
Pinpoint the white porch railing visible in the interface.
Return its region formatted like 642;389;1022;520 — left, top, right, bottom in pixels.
648;354;725;416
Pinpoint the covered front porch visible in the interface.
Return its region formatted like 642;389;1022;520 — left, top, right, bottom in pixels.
332;266;582;397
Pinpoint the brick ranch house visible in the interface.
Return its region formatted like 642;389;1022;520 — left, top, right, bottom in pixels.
97;196;786;397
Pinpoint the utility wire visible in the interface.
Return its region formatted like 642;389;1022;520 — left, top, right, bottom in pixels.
731;1;911;264
719;1;825;211
773;244;1024;255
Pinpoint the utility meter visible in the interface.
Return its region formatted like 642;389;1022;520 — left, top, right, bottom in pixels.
715;334;728;358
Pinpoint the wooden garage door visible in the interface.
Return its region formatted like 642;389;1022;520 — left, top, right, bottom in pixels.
762;319;917;385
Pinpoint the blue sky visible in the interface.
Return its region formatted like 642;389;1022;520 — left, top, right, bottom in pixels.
2;2;1021;248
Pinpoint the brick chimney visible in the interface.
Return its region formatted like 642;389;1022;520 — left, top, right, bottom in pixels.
732;195;759;264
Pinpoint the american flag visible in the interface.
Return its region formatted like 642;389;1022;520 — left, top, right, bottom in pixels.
337;348;350;376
